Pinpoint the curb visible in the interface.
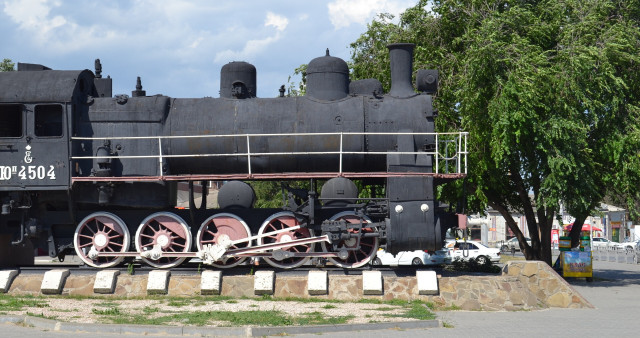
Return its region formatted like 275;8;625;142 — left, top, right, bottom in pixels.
0;315;441;337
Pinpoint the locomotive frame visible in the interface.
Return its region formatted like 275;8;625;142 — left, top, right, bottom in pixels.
0;43;467;269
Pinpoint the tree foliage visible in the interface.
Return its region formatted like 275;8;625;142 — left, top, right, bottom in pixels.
350;0;640;264
286;64;308;97
0;58;15;72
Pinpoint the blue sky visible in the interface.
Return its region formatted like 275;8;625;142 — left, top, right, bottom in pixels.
0;0;418;98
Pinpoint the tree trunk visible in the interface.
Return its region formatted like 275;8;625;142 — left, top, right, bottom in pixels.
487;201;534;258
569;215;587;248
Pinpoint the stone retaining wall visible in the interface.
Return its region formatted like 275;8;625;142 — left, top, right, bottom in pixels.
4;261;592;310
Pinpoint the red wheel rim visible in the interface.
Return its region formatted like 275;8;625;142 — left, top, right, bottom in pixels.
74;212;130;268
197;213;251;268
322;212;378;268
258;212;313;269
135;212;192;268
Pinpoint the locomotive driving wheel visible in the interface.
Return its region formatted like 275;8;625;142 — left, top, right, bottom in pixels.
73;212;131;268
257;211;314;269
196;213;252;268
320;211;378;268
135;212;192;268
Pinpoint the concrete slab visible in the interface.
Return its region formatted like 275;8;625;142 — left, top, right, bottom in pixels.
93;270;120;294
147;270;171;295
40;269;70;295
307;270;328;295
254;270;275;295
362;270;383;295
200;270;222;295
417;270;439;295
0;270;18;293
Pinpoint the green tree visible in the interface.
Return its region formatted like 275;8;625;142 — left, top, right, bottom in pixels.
285;64;308;97
0;58;15;71
351;0;640;265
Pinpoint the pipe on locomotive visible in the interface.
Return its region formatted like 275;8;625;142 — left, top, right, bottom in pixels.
219;43;423;100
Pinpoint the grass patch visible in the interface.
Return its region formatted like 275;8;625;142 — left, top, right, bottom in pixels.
26;311;56;320
92;307;121;315
94;301;119;308
166;299;191;307
399;303;436;320
373;307;396;312
97;308;356;327
0;295;48;311
437;304;462;311
358;299;436;320
357;298;408;306
295;311;354;325
143;306;160;314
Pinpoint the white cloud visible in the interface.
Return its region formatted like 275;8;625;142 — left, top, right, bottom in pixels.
327;0;415;29
189;36;204;49
213;12;288;63
213;35;280;63
4;0;66;34
265;11;288;31
0;1;415;98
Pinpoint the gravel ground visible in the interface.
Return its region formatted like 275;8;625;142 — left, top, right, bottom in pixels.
1;297;423;326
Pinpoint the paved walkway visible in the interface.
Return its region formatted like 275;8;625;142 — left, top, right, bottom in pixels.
3;259;639;337
296;259;640;337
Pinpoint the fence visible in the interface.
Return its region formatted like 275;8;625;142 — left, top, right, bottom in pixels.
591;246;639;264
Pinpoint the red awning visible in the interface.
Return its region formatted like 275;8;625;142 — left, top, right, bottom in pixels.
563;223;603;232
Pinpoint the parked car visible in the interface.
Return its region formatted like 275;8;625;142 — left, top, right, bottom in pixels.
591;237;624;250
501;237;532;253
448;240;501;264
620;239;640;252
372;249;451;266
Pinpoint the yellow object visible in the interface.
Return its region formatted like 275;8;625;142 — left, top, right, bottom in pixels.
559;236;571;251
561;251;593;278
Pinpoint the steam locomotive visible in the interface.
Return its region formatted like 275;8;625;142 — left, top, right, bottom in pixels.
0;43;467;269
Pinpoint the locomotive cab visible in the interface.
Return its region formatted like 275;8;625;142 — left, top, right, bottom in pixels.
0;70;95;191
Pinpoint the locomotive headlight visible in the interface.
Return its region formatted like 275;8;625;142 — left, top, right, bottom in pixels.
420;204;429;213
395;205;403;214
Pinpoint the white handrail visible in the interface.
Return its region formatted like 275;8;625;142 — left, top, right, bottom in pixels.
71;131;468;176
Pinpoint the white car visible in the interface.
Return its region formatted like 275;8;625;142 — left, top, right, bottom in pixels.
448;240;501;264
621;239;640;252
372;249;451;266
501;237;532;253
591;237;624;250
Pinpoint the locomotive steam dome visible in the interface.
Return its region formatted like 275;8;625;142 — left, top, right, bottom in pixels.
220;61;256;99
306;49;349;101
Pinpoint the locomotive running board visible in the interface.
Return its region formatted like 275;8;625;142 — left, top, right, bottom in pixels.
71;171;466;183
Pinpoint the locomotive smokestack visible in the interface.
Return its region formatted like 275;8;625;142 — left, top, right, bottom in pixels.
387;43;415;98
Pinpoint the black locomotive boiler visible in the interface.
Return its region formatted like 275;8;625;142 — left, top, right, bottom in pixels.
0;43;467;269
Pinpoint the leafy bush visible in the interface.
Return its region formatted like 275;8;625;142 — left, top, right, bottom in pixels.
445;257;501;273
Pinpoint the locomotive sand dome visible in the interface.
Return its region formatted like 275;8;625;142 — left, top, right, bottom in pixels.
0;44;468;269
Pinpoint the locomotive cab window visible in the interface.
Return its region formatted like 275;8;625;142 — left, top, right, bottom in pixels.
34;104;63;137
0;104;23;138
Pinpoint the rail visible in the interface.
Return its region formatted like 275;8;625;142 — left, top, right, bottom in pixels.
70;131;468;180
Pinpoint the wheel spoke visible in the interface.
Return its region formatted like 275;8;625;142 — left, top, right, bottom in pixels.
74;212;130;268
322;212;378;268
135;212;192;269
196;213;251;269
258;212;312;269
